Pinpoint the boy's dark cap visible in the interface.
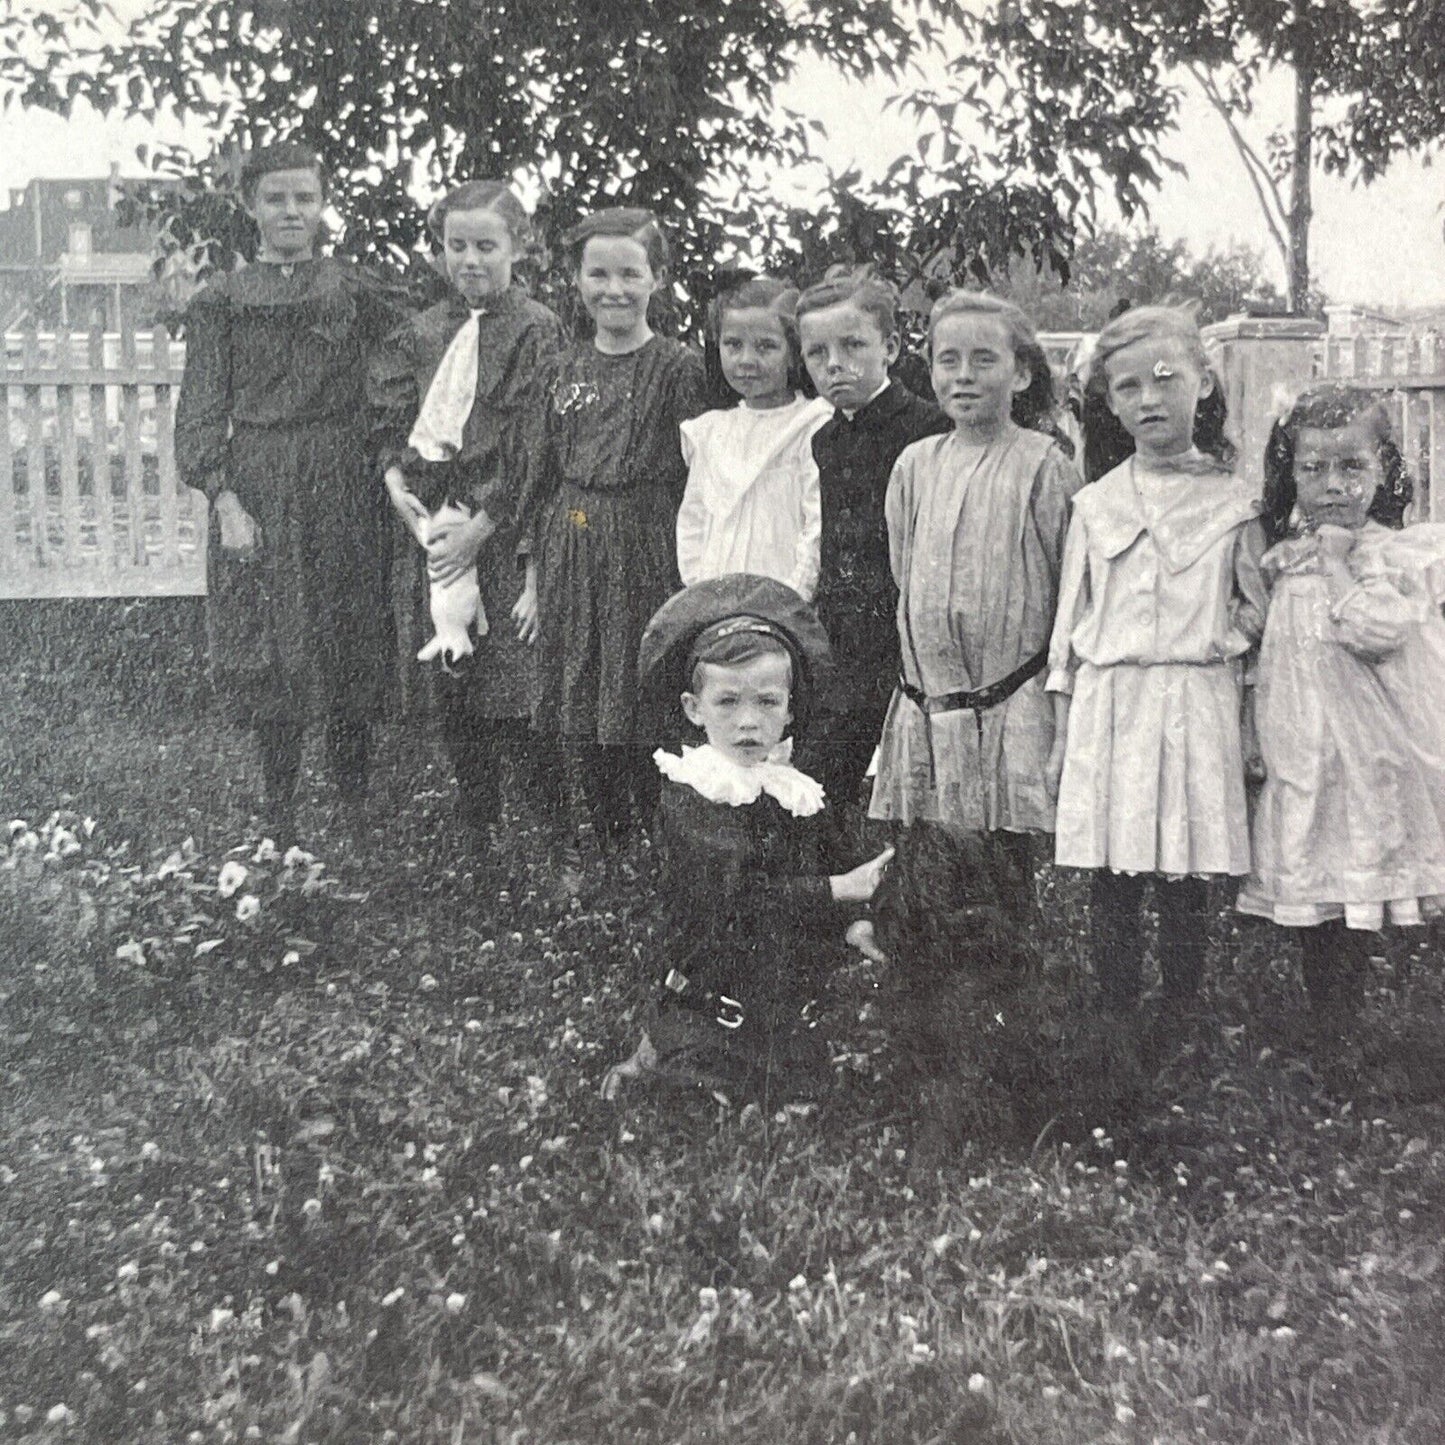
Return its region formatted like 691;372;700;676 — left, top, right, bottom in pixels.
639;574;833;693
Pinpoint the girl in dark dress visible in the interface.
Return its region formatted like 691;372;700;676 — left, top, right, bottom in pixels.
174;143;405;837
368;181;564;856
518;208;708;891
601;575;893;1106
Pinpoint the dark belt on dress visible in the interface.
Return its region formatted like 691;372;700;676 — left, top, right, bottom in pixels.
895;647;1048;777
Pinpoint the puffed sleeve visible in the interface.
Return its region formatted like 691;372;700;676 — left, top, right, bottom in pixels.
484;307;564;534
669;346;710;428
1029;444;1078;591
173;285;232;501
1230;518;1269;647
675;414;710;587
1046;511;1091;695
1331;573;1427;661
790;428;822;601
353;262;414;344
514;349;563;559
884;448;915;587
365;317;421;472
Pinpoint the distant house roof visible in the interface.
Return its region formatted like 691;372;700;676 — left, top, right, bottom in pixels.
57;252;155;285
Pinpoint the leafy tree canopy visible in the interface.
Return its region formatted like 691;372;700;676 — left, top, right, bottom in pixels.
0;0;1078;326
902;0;1445;310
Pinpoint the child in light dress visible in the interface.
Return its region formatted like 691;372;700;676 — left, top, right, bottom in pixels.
1048;306;1267;1021
868;292;1081;913
676;277;830;598
1237;385;1445;1026
601;574;893;1106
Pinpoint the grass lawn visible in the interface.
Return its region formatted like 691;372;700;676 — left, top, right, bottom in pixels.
4;601;1445;1443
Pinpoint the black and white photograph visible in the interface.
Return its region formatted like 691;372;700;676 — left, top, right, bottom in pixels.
3;1;1445;1439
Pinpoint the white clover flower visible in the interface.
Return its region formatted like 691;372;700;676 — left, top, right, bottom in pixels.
216;861;248;898
281;950;300;967
53;830;81;857
46;1404;73;1425
253;837;278;863
116;1261;139;1281
282;845;314;870
301;1197;322;1218
13;828;40;852
420;973;438;992
235;894;261;923
967;1373;989;1394
39;1290;63;1311
445;1292;467;1314
8;818;28;837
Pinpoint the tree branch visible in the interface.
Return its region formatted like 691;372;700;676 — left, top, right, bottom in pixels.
1185;62;1290;275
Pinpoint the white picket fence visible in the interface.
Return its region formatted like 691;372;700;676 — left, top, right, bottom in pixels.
4;316;1444;600
1313;327;1445;522
0;322;206;599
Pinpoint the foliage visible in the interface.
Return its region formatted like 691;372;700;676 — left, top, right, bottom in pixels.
1;809;359;997
994;224;1292;330
901;0;1445;309
6;731;1445;1439
0;0;1077;331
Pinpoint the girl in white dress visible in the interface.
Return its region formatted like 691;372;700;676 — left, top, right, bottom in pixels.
1237;385;1445;1025
676;278;829;598
1047;306;1267;1017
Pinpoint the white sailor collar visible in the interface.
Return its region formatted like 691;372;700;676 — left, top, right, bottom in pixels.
652;739;826;817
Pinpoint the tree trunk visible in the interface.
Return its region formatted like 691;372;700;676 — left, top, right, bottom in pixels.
1288;10;1315;312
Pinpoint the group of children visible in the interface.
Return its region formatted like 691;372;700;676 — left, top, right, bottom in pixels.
174;143;1445;1105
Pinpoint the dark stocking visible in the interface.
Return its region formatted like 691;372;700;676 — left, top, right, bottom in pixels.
991;829;1041;926
1090;870;1146;1013
257;719;304;832
325;715;370;803
1157;876;1211;1002
1300;921;1370;1018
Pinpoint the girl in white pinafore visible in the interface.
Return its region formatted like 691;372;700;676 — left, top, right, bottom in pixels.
1047;307;1267;1017
1238;384;1445;1027
676;277;829;599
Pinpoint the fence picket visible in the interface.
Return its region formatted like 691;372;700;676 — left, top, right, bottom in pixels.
118;323;144;568
0;361;12;574
153;319;181;574
21;328;48;571
56;373;82;566
87;324;115;576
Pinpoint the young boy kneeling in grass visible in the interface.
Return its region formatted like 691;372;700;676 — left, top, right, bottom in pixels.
602;574;893;1107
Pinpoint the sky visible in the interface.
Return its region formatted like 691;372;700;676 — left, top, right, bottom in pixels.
1;9;1442;311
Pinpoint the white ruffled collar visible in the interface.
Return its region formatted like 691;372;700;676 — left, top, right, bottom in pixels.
652;740;825;817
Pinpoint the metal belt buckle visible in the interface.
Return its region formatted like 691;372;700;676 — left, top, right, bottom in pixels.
664;968;689;995
716;995;745;1030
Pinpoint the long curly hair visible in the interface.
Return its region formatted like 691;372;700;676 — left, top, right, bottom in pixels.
1262;384;1414;544
927;290;1071;454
